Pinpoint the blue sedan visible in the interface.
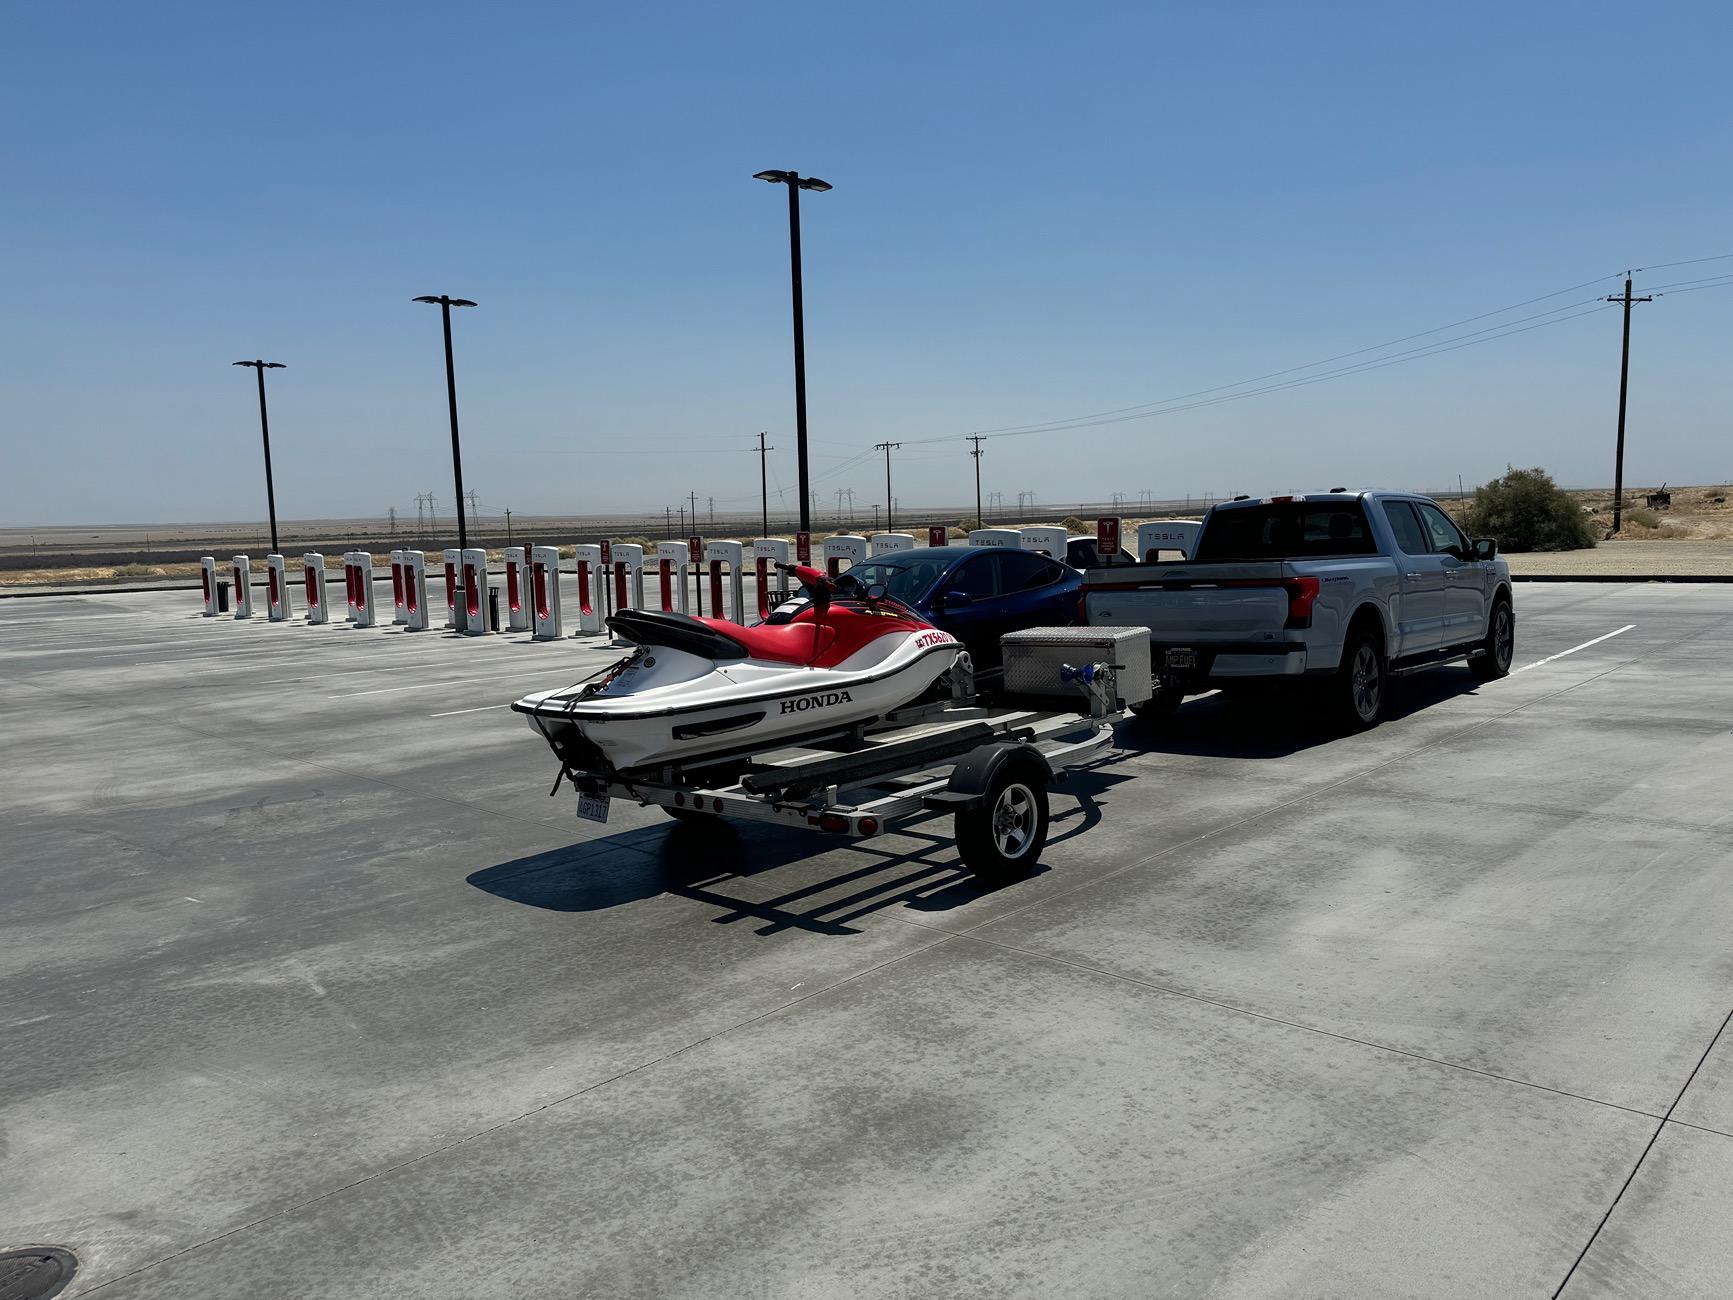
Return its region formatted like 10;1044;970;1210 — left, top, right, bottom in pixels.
846;545;1083;662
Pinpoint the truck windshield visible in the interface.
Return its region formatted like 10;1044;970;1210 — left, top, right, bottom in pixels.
1193;501;1376;561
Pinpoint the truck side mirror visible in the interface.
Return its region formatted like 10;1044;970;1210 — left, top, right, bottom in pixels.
1473;538;1498;561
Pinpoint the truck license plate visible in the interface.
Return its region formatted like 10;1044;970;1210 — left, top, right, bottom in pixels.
1165;648;1197;670
576;793;611;824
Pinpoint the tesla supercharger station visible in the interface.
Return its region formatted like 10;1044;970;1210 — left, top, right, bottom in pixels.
751;538;791;622
927;525;948;548
1136;520;1202;561
231;555;254;619
530;545;562;639
442;548;461;629
347;551;378;628
870;532;915;558
389;550;409;625
655;541;690;614
1019;526;1067;560
571;544;604;635
704;540;745;624
199;556;220;616
461;548;491;634
303;554;328;624
401;550;430;631
266;553;292;621
823;534;867;577
968;528;1022;549
504;545;532;631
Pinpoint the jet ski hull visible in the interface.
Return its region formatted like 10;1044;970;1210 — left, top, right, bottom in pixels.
515;629;961;773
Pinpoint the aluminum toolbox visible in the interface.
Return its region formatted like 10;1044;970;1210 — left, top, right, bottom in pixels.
1000;626;1153;707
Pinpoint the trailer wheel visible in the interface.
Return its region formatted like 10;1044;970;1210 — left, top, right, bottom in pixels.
956;767;1050;883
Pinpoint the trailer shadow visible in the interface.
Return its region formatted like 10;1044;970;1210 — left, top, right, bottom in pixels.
467;764;1136;936
1127;669;1488;760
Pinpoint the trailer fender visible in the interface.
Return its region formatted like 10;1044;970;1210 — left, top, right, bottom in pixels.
929;743;1054;813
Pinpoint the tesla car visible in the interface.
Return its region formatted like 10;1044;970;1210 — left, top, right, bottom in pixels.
845;545;1084;662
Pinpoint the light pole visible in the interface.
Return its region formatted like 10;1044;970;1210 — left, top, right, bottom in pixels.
413;295;477;551
753;169;831;536
231;360;285;552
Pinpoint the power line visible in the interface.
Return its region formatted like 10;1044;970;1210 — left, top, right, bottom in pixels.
944;271;1627;441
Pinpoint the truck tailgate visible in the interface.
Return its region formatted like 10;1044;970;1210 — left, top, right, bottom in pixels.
1085;562;1292;640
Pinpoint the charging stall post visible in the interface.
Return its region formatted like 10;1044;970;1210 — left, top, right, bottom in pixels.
460;548;491;634
303;554;328;624
611;544;645;616
530;545;562;639
231;555;254;619
504;546;532;631
1018;526;1067;561
1136;520;1202;561
751;538;791;622
442;549;461;629
570;544;604;635
200;556;220;616
345;551;377;628
389;550;409;625
266;553;292;621
402;551;430;631
822;534;867;577
704;540;745;624
967;528;1022;550
870;532;915;558
655;541;689;614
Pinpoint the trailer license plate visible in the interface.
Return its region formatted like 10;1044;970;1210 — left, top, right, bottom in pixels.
576;793;611;824
1165;648;1197;670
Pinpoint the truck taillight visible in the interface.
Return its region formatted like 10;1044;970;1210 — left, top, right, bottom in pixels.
1284;576;1321;627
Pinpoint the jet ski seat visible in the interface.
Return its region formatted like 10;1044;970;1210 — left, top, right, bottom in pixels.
607;608;838;666
606;609;750;660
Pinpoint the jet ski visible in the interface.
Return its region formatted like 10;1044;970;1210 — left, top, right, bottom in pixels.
514;565;963;775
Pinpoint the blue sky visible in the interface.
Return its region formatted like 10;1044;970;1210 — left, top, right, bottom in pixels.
4;1;1730;526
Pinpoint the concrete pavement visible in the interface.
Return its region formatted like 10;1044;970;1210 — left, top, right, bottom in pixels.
2;581;1730;1296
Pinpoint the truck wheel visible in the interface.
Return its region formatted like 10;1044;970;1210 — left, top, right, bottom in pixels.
1130;685;1183;723
1470;596;1515;681
1329;624;1386;731
956;767;1050;884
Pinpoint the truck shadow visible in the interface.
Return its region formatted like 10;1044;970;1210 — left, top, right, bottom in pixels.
467;766;1134;936
1131;669;1488;759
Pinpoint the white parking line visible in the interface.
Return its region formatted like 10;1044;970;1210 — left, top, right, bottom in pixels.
1513;624;1636;673
429;703;513;717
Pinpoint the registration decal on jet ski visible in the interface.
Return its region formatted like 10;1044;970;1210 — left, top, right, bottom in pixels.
913;630;956;648
780;690;855;715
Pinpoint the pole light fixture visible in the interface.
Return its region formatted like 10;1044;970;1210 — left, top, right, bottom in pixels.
753;168;831;535
232;360;286;552
413;295;478;552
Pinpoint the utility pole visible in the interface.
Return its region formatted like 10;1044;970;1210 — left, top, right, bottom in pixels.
756;432;775;538
688;490;699;536
967;434;986;527
665;505;673;539
707;496;715;528
504;507;513;547
678;504;687;537
874;440;901;530
1605;274;1653;533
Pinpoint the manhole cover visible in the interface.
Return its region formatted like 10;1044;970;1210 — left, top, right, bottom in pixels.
0;1248;77;1300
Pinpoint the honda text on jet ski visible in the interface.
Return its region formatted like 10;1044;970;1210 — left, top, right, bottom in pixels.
513;565;964;774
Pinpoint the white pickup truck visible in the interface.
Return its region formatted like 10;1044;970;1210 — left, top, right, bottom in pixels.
1084;490;1515;729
